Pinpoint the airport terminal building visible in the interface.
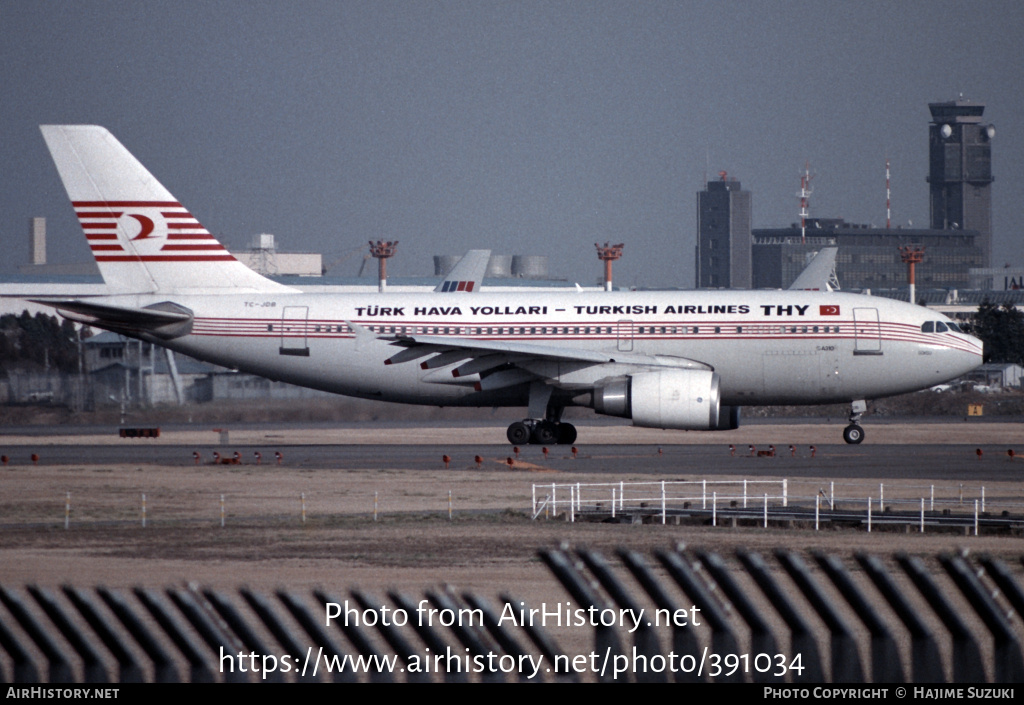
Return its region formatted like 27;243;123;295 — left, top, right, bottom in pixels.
750;219;984;292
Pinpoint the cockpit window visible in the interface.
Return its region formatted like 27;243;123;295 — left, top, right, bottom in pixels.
947;321;962;333
921;321;934;333
935;321;948;332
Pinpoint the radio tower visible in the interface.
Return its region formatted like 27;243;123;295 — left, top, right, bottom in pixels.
886;158;892;229
369;240;398;292
798;162;813;244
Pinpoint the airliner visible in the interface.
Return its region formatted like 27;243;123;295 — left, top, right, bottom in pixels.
30;125;982;445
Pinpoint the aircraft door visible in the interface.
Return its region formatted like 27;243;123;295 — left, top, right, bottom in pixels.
279;306;310;357
852;308;882;355
617;319;634;352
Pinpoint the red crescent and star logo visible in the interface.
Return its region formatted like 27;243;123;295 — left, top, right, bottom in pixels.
128;214;155;240
819;305;840;316
116;210;167;255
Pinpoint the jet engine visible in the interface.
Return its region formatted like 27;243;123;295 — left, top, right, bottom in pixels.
590;369;739;431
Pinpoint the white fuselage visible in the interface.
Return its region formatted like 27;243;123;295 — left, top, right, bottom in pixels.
115;288;981;410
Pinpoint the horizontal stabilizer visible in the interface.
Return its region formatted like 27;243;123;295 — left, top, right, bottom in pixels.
31;299;194;339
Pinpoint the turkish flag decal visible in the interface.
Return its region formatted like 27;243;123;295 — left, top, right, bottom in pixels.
820;305;840;316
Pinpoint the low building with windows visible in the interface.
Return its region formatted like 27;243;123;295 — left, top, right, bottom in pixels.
751;219;984;292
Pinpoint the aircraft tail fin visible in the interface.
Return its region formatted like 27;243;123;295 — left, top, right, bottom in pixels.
788;247;840;291
434;249;491;293
40;125;293;294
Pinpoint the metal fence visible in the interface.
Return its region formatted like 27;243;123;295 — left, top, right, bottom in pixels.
2;547;1023;682
533;479;1024;534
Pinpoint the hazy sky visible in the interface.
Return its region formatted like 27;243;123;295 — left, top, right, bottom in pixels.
2;1;1021;288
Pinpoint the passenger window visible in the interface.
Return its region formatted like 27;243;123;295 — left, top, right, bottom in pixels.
921;322;934;333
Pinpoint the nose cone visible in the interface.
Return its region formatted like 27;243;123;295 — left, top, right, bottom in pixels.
951;333;985;378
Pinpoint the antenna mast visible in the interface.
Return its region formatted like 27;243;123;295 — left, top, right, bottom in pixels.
886;158;891;229
798;162;813;244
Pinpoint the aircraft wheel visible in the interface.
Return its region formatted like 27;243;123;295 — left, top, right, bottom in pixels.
532;421;558;445
842;424;865;445
507;421;531;445
557;423;577;445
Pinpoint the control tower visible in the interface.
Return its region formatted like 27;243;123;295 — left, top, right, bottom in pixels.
927;100;995;266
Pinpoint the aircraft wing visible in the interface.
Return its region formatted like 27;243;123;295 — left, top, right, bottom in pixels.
381;331;712;391
788;246;839;291
29;298;194;339
434;249;491;292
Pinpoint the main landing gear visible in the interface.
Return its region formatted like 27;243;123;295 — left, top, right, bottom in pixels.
508;381;577;445
506;419;577;446
843;399;867;445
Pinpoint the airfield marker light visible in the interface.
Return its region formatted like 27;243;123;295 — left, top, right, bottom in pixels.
976;448;983;460
193;451;200;465
657;447;663;456
213;451;221;464
275;451;283;465
232;451;241;464
1008;449;1015;461
729;445;735;457
749;445;756;457
571;446;578;459
789;445;796;457
769;445;776;457
442;454;451;469
254;451;262;465
513;446;520;459
506;457;514;468
2;455;8;465
31;453;39;466
594;242;624;292
810;445;817;458
542;447;549;460
899;246;925;305
369;240;399;293
474;455;483;468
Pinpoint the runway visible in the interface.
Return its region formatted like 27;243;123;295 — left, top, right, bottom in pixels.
2;419;1023;482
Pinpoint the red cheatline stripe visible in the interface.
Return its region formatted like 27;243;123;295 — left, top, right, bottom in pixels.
161;245;227;251
167;233;217;240
76;212;122;218
73;200;180;207
161;212;193;218
90;245;124;251
167;222;205;229
81;223;117;229
85;234;118;240
95;254;237;262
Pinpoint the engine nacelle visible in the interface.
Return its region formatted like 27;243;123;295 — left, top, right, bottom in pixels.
592;369;737;431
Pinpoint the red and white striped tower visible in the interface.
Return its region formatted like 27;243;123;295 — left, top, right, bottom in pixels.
886;158;892;229
798;162;813;244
